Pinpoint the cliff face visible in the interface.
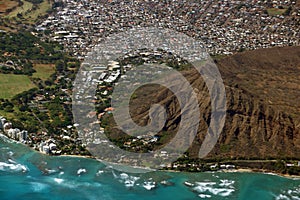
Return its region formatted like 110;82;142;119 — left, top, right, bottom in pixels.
125;46;300;160
217;46;300;126
209;46;300;159
203;85;300;159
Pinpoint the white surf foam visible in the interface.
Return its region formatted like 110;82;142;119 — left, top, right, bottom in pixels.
195;181;217;186
143;181;156;190
276;186;300;200
54;178;64;184
193;179;235;197
8;159;17;164
112;171;141;188
50;177;102;189
124;180;135;187
199;194;212;198
276;194;291;200
219;179;235;187
77;168;87;175
0;161;28;172
120;173;129;179
96;170;104;176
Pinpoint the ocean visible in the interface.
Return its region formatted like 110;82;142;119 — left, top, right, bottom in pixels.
0;135;299;200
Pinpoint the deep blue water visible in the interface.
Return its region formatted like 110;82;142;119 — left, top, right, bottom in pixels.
0;135;299;200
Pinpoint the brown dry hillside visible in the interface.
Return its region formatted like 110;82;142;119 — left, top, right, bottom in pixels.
217;46;300;126
202;46;300;159
207;46;300;159
107;46;300;160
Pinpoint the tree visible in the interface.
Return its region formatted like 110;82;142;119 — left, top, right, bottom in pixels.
284;6;292;16
55;60;65;72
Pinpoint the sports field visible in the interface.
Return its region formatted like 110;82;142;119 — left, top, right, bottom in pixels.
32;63;55;80
0;73;35;99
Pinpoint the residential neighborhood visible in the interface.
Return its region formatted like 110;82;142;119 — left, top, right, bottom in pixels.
35;0;300;58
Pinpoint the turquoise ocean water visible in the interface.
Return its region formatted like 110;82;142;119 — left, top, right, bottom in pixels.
0;135;299;200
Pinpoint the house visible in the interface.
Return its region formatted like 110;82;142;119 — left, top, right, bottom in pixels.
210;164;218;170
104;107;114;112
226;165;236;169
49;143;57;151
40;142;48;153
3;122;12;130
43;145;50;154
286;163;295;167
93;66;107;71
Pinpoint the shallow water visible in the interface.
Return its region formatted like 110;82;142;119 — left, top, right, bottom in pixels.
0;135;299;200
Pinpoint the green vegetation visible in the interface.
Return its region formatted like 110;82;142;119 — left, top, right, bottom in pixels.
7;0;33;18
0;73;35;99
0;31;63;75
0;29;85;155
211;54;229;60
24;0;52;22
6;0;52;23
0;30;78;131
267;8;287;16
32;64;55;80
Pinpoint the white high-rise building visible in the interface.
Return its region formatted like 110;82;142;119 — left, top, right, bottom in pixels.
7;128;20;140
0;119;3;130
19;130;28;141
0;116;7;130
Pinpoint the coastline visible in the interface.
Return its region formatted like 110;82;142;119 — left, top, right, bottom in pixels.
229;168;300;179
57;155;300;179
160;167;300;179
58;154;95;159
1;132;299;179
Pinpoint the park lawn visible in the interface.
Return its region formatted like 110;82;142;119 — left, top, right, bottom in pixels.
6;0;33;18
0;73;36;99
24;0;52;23
267;8;286;16
32;63;55;80
6;0;52;23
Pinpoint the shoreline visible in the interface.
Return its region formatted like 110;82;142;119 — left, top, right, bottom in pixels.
1;133;299;179
160;167;300;179
228;168;300;179
58;153;300;179
58;154;95;159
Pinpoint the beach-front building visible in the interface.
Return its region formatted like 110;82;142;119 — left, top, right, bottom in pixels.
0;116;6;130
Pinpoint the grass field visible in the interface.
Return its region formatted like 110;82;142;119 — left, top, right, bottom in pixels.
6;0;52;23
0;73;35;99
24;0;52;22
32;63;55;80
7;0;33;18
267;8;286;16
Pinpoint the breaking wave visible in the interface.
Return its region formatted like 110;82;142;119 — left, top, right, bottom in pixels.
192;179;235;197
0;161;28;173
